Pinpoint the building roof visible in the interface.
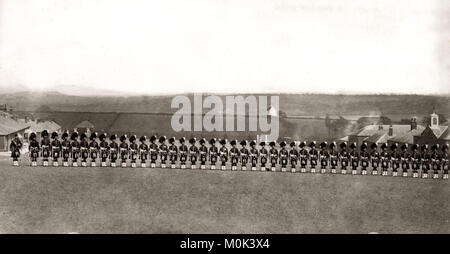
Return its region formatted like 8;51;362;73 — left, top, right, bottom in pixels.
0;115;30;135
440;128;450;141
76;120;95;129
353;124;414;137
429;126;448;138
364;131;388;144
388;126;426;144
26;120;61;133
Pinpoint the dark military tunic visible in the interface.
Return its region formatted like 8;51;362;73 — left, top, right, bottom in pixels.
309;148;318;168
240;147;249;165
41;138;51;161
80;140;90;161
89;140;99;160
230;147;240;166
401;151;411;171
349;150;359;170
189;145;198;163
10;138;22;160
219;146;228;166
139;143;148;162
119;142;129;161
169;144;178;163
319;149;329;169
209;145;218;164
179;144;188;164
279;148;289;168
71;140;80;161
390;150;401;172
360;151;370;169
149;143;158;162
329;150;339;169
269;147;278;167
199;145;208;165
370;150;380;169
159;143;168;162
339;149;349;169
421;152;431;173
260;147;268;167
61;140;71;162
109;141;119;163
250;147;259;167
411;151;421;172
129;143;138;162
380;150;390;170
29;140;40;162
289;147;298;167
299;148;309;168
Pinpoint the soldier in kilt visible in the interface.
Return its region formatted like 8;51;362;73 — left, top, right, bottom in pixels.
179;137;188;169
129;135;138;168
199;138;208;169
189;137;198;169
380;143;390;176
109;134;119;167
240;140;249;170
80;133;90;167
400;144;410;177
138;136;148;168
299;142;308;173
370;143;380;175
360;143;370;175
61;131;71;167
289;141;298;173
29;132;40;166
70;132;80;167
411;144;421;178
219;139;228;170
99;133;109;167
319;142;328;174
329;142;339;173
390;143;401;176
118;135;128;167
229;140;240;170
168;137;178;168
209;138;218;169
249;141;259;171
159;136;168;168
10;134;22;166
431;144;441;179
41;130;51;166
279;141;289;172
89;132;99;167
442;144;449;179
349;142;359;175
259;142;268;171
269;141;278;172
309;141;318;173
339;142;349;174
149;135;158;168
50;132;61;166
421;144;431;178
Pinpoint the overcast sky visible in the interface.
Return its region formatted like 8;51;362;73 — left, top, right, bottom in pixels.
0;0;449;95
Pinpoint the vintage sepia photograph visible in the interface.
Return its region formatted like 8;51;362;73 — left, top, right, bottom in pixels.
0;0;449;239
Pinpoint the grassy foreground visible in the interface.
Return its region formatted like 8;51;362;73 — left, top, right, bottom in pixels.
0;161;448;233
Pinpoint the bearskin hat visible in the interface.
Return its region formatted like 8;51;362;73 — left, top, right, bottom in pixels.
411;144;419;151
269;141;276;147
149;135;157;143
159;136;166;143
29;132;37;140
61;131;69;139
169;137;176;144
401;144;408;151
199;138;206;145
259;141;266;147
370;143;377;150
71;132;79;141
179;137;186;143
42;130;49;137
230;140;237;146
139;136;147;142
240;140;247;146
119;134;127;142
431;144;439;151
360;142;367;150
290;141;296;148
99;133;107;141
109;134;117;141
251;140;257;147
381;143;388;150
349;142;357;150
51;131;58;139
299;141;306;148
442;143;449;151
340;142;347;149
129;135;137;143
329;142;337;149
209;138;216;145
220;139;227;145
280;141;287;148
189;137;196;144
90;132;98;141
390;143;398;151
319;142;327;149
309;141;316;148
421;144;428;151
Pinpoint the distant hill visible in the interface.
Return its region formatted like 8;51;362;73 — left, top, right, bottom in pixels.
1;92;449;118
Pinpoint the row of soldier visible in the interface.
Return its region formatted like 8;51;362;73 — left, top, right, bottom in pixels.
10;130;449;179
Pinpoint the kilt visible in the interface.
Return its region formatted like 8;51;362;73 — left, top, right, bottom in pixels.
261;157;267;165
210;155;217;163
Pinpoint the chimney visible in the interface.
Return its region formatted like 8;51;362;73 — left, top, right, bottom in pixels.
378;125;383;131
388;125;393;136
410;118;417;130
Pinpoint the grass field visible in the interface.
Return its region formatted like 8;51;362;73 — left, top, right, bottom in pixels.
0;160;449;234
